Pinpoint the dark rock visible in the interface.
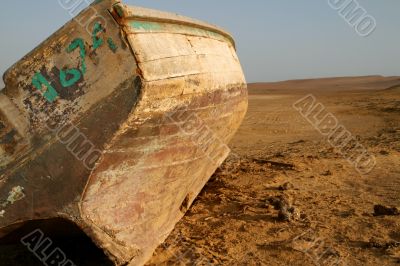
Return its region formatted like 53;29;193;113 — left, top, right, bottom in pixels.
268;196;290;210
268;196;300;222
278;208;291;222
379;150;389;155
373;205;400;216
322;170;333;176
278;182;294;191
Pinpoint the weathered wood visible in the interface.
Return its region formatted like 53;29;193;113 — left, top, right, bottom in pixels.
0;1;248;265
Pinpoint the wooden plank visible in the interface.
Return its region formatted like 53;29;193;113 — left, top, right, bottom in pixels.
117;4;235;46
140;70;245;101
136;54;243;81
128;33;193;62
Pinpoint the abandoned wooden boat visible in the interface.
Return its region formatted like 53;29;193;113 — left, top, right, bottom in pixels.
0;0;247;264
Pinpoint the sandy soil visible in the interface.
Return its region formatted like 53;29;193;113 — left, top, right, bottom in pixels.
0;75;399;266
147;76;400;266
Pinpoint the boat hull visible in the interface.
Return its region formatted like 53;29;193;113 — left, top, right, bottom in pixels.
0;1;247;264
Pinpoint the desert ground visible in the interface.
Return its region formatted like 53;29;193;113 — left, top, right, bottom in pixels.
146;76;400;266
0;75;399;265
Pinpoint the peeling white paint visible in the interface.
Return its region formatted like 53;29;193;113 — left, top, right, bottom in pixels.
7;186;25;204
0;210;5;217
41;175;52;180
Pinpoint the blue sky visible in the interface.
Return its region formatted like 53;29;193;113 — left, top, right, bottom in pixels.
0;0;399;88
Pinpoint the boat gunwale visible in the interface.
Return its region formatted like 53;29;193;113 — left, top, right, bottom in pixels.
113;3;236;49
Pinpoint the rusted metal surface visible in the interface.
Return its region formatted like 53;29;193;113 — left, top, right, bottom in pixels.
0;0;248;265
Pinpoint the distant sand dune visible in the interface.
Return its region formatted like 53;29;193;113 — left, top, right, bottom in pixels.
249;75;400;94
384;83;400;91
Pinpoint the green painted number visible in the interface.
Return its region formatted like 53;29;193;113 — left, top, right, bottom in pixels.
92;22;105;50
32;73;58;103
31;24;121;102
59;68;82;87
66;38;87;74
107;37;118;53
